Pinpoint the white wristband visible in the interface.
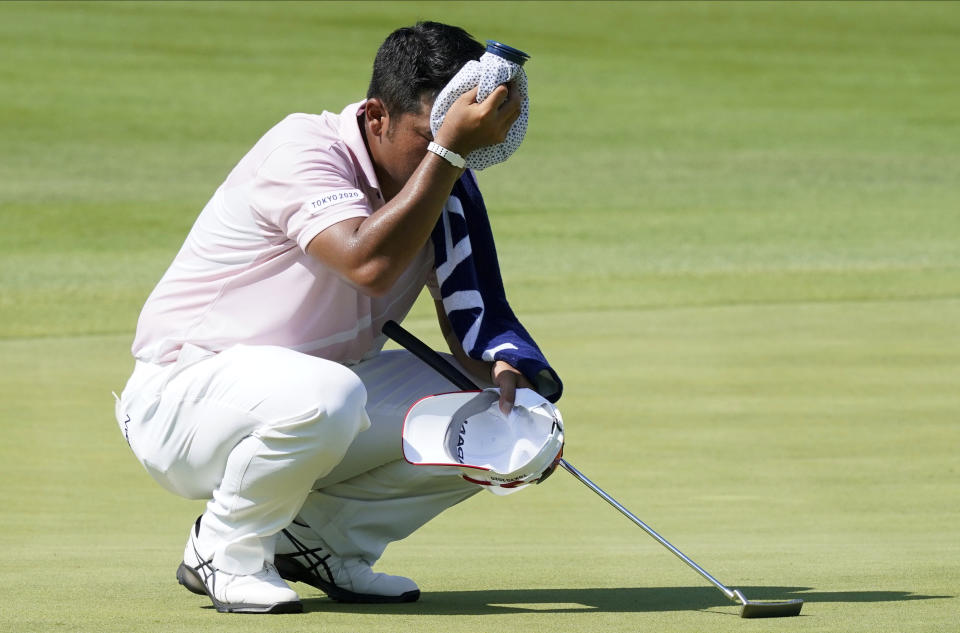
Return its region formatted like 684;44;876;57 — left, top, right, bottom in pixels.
427;141;466;169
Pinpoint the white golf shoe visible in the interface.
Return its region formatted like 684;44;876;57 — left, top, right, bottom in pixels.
274;521;420;603
176;517;302;614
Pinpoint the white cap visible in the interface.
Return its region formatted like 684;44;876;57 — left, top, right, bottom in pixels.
402;388;564;494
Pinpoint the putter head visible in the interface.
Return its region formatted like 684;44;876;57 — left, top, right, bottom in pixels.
733;590;804;618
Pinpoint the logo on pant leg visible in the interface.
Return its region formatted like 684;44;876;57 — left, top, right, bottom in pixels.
123;415;131;446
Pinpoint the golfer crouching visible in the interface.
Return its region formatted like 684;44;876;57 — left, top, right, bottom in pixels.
114;21;561;614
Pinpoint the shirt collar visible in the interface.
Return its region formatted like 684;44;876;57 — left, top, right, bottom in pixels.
338;100;381;196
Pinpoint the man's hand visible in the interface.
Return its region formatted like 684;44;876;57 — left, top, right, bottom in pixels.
435;83;523;156
491;360;533;415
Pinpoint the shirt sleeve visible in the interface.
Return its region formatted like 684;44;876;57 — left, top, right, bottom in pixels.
248;140;372;252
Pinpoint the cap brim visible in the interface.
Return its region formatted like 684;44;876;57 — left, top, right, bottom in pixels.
402;391;489;469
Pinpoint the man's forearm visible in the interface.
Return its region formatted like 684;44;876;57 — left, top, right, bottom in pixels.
306;152;463;297
346;154;464;294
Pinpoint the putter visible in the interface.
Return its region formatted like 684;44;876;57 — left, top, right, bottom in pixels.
382;320;803;618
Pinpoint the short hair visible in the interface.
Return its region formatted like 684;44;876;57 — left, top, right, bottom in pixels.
367;21;484;116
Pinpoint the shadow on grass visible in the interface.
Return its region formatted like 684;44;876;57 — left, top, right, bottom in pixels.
301;586;951;615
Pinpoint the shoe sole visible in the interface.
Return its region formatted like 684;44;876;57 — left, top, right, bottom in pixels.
274;556;420;604
177;562;303;614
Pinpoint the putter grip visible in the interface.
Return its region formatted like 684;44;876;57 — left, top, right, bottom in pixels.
382;320;480;391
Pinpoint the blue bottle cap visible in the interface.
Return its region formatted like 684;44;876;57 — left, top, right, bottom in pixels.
485;40;530;66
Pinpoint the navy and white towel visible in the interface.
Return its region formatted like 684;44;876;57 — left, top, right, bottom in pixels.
431;171;562;402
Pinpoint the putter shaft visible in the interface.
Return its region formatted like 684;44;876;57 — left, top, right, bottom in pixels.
559;459;803;617
558;459;738;602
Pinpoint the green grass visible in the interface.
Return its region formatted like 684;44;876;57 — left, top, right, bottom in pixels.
1;2;958;632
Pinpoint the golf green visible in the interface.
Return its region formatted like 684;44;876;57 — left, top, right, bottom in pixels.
2;2;957;632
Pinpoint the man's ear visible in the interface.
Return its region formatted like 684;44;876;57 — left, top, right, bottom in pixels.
365;98;389;140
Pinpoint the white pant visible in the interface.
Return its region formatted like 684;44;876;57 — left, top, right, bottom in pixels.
116;344;480;575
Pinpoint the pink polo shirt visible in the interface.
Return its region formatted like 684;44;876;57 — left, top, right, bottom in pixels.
132;101;434;365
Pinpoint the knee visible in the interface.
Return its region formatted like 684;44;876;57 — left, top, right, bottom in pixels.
312;362;369;438
253;351;368;444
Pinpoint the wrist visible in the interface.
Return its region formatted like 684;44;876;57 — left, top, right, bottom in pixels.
427;141;466;169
